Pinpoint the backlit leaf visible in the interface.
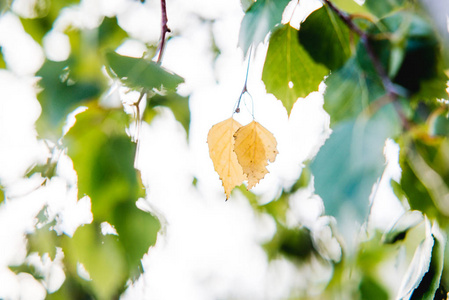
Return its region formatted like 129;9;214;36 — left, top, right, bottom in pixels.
262;24;328;116
429;111;449;137
62;223;128;300
323;57;385;125
399;139;449;220
98;17;128;51
364;0;405;18
63;103;160;295
240;0;255;11
396;217;433;299
238;0;291;54
310;104;401;228
359;276;389;300
105;50;184;91
207;117;246;199
263;223;315;261
36;59;103;138
331;0;368;14
64;105;143;219
0;48;5;69
233;120;278;189
299;5;352;71
382;211;424;244
409;223;445;299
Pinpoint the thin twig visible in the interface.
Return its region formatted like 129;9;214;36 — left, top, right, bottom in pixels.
157;0;171;64
133;0;170;162
234;46;253;114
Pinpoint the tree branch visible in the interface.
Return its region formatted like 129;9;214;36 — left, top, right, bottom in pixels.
157;0;171;64
321;0;400;98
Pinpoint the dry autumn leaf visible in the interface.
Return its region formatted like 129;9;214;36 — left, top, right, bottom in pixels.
234;120;278;189
207;117;246;199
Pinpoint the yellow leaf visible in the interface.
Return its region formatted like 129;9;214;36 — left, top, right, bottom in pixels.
207;117;246;199
234;120;278;189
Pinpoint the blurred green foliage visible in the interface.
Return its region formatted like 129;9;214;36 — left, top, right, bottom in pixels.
0;47;5;69
2;0;449;298
36;59;103;136
323;56;385;124
144;91;191;136
364;0;405;18
311;104;401;225
64;106;143;218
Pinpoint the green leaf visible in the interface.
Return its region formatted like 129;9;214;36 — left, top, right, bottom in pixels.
323;57;384;125
382;210;424;244
399;138;449;222
262;24;329;116
240;0;255;12
359;276;389;300
396;218;439;299
112;201;160;278
238;0;291;54
36;59;103;138
331;0;368;14
310;104;401;228
299;5;352;71
63;105;160;297
20;17;50;45
105;50;184;91
356;12;449;101
62;223;128;300
27;222;58;260
410;224;445;299
145;92;191;136
261;194;290;224
389;14;445;97
64;104;143;220
397;156;440;220
429;112;449;137
364;0;405;18
263;223;315;261
26;156;57;179
0;186;4;204
0;1;8;13
98;17;128;51
0;47;6;69
19;0;79;45
46;277;92;300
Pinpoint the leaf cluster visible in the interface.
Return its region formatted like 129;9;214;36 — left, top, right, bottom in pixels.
239;0;449;297
1;1;187;299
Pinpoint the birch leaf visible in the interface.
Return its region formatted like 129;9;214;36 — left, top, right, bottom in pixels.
234;120;278;189
207;117;246;199
262;24;328;116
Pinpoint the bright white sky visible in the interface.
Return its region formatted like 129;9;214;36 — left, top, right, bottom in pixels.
0;0;407;299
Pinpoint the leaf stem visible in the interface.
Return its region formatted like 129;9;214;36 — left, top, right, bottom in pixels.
234;46;253;116
157;0;171;64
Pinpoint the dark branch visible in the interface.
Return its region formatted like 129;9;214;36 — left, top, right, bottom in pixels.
322;0;364;36
157;0;171;64
321;0;400;99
